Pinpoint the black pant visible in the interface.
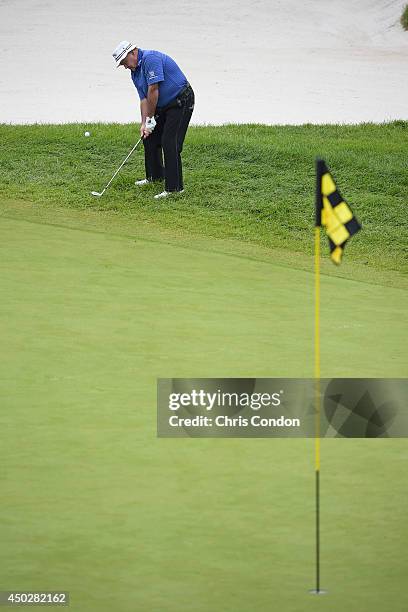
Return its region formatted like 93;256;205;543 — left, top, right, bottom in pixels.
143;86;194;192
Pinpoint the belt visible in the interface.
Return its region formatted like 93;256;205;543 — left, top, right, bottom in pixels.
177;83;192;98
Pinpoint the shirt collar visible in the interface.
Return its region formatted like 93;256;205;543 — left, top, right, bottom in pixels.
135;48;143;71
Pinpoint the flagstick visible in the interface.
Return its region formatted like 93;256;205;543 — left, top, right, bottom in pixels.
310;156;360;594
314;225;321;594
310;159;326;595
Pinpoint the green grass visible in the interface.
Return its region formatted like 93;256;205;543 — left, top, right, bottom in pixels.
401;4;408;30
0;124;407;611
0;122;407;274
0;214;407;611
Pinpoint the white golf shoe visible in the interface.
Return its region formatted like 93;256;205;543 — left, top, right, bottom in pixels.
154;190;184;200
135;178;151;186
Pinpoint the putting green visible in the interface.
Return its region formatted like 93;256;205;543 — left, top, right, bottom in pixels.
0;205;407;611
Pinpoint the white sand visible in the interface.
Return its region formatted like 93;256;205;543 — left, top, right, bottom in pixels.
0;0;407;124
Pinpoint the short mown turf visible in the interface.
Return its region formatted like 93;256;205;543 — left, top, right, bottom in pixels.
0;204;407;612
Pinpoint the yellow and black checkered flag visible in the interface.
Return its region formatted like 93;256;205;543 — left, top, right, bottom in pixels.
315;159;361;264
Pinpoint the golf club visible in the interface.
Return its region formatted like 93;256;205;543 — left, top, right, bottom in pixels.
91;138;142;197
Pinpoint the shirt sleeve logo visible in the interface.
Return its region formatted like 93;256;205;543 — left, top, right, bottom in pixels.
148;70;156;79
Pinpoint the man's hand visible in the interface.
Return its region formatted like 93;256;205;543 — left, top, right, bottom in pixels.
141;116;156;139
140;122;151;139
146;116;156;132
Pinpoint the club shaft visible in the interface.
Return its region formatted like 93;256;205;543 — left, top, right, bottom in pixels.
101;138;142;192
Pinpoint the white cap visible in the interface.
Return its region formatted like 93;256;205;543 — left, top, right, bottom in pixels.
112;40;137;67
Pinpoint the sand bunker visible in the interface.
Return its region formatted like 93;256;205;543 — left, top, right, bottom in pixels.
0;0;406;124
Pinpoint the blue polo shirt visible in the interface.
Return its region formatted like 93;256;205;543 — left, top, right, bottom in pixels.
131;49;188;108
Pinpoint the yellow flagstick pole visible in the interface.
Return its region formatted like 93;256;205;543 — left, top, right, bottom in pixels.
314;224;321;594
315;224;321;465
311;158;326;595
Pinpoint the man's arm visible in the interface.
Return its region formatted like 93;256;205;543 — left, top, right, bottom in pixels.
146;83;159;116
140;84;159;138
140;98;148;137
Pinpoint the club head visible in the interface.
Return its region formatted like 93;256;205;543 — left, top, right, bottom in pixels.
91;191;103;197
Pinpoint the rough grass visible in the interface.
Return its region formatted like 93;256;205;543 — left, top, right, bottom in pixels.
401;4;408;30
0;122;407;273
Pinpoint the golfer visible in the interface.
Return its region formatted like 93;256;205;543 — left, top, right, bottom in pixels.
112;41;194;199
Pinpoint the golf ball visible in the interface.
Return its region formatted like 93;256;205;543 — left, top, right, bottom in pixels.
84;131;90;137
